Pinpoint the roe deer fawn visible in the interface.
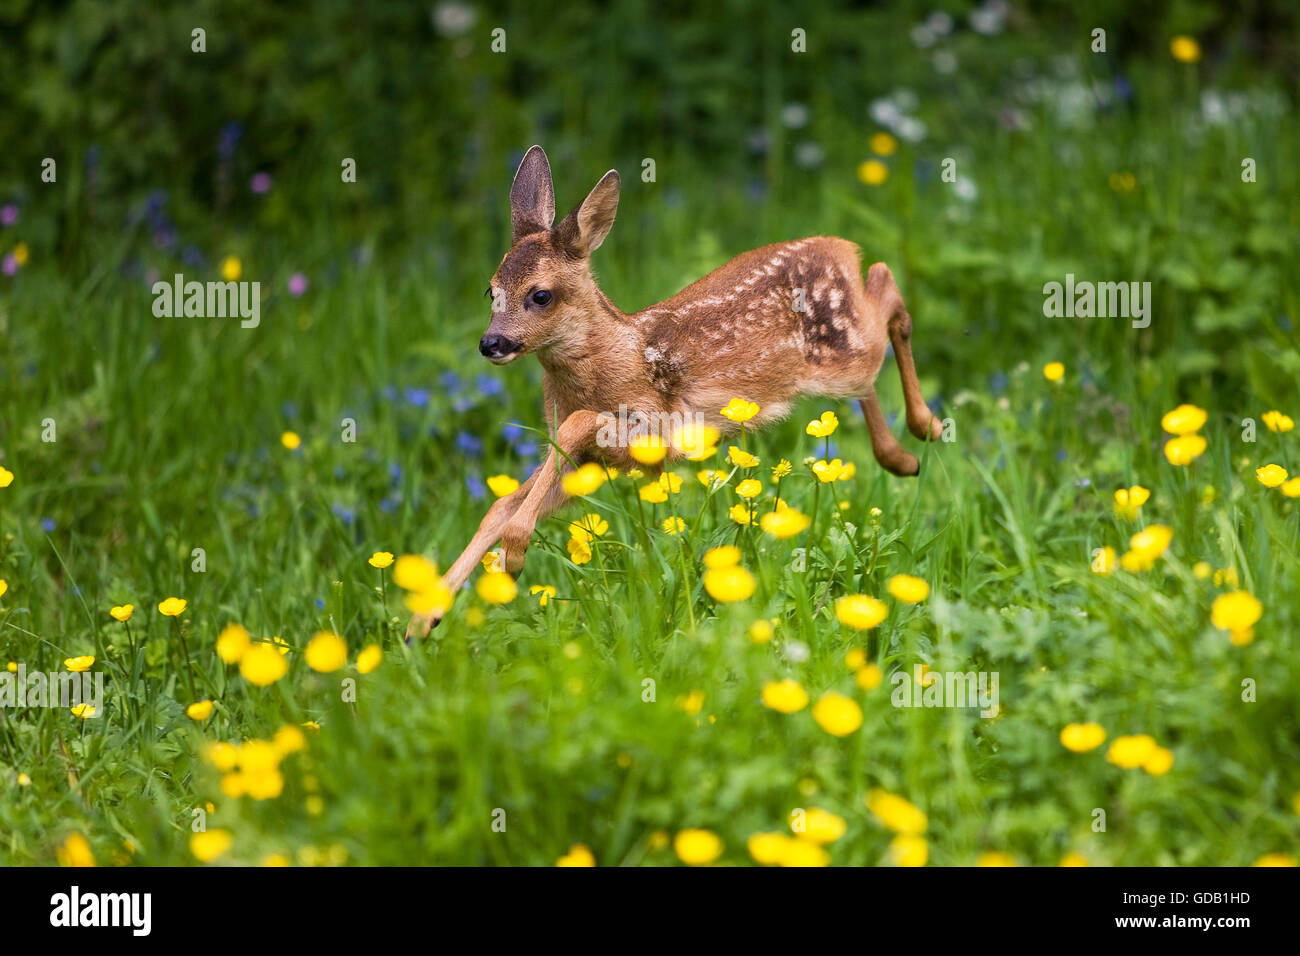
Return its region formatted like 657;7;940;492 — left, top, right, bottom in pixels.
407;145;941;636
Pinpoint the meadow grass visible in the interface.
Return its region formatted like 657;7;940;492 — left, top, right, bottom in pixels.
1;54;1298;867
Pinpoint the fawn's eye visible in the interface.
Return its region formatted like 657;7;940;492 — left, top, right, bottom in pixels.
531;289;552;306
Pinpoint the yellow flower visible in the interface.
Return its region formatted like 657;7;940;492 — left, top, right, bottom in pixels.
1261;410;1294;433
1256;464;1288;488
670;422;720;460
728;502;754;525
477;571;517;604
1275;476;1300;498
109;604;133;622
57;833;96;867
220;255;242;281
736;478;762;499
1042;362;1064;382
1113;485;1150;520
857;160;888;186
835;594;888;630
870;131;898;156
158;597;187;617
356;644;382;674
556;844;596;867
697;468;728;490
974;851;1017;867
64;656;95;672
781;839;831;867
304;631;348;673
71;704;97;719
655;472;682;495
866;789;928;835
771;459;792;480
1192;560;1212;579
674;829;723;865
887;574;929;603
810;458;844;482
889;834;928;867
570;513;610;541
703;564;756;602
1091;546;1116;575
749;619;774;644
1253;853;1298;867
639;481;668;503
240;642;289;686
806;411;839;438
855;664;883;690
186;700;214;721
1214;566;1239;588
728;446;759;468
1163;433;1207;465
203;741;239;771
1210;590;1261;645
190;829;233;863
1170;35;1201;63
567;536;593;565
1106;734;1157;769
760;506;810;538
280;430;301;450
562;462;608;496
368;551;394;569
1119;524;1173;571
845;648;866;670
798;807;847;845
486;474;520;497
0;466;12;487
530;584;557;606
1060;852;1089;867
703;545;741;568
11;242;28;266
629;435;667;465
1060;722;1106;753
720;398;759;423
676;689;705;715
1108;171;1137;192
393;555;452;616
1161;403;1207;435
811;692;863;736
260;853;291;867
748;832;796;865
1143;746;1175;776
761;678;809;714
661;516;686;535
0;579;6;600
17;773;31;786
216;624;251;664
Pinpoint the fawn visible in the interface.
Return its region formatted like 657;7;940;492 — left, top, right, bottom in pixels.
407;145;941;636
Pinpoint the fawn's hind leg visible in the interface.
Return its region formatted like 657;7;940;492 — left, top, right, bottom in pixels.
864;263;942;443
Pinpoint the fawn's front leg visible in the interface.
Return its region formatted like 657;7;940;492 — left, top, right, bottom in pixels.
499;410;604;574
405;469;539;638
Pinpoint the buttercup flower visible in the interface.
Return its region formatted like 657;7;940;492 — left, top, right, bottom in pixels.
771;459;792;480
812;458;845;482
812;692;863;736
703;546;741;568
562;462;607;496
71;704;96;719
1119;525;1173;571
749;620;774;643
1256;464;1288;488
57;834;96;868
835;594;888;630
1161;404;1207;435
477;571;517;604
728;446;759;468
220;256;241;281
870;131;898;156
305;632;348;673
356;644;383;674
1106;734;1157;769
1060;722;1106;753
629;435;667;465
1143;746;1175;776
857;160;888;186
393;555;452;616
674;829;723;865
720;398;759;423
638;482;668;503
703;564;756;602
1281;477;1300;498
191;829;232;863
158;597;187;617
240;642;289;686
486;474;520;497
280;431;301;450
1113;486;1150;520
887;574;929;603
697;468;728;490
761;679;809;714
1042;362;1064;382
661;516;685;535
530;584;557;606
657;472;683;494
216;624;251;664
1170;35;1201;63
64;656;95;673
760;507;810;538
556;844;596;867
1211;590;1262;646
728;502;755;525
798;808;847;844
866;789;928;835
1261;410;1294;433
570;513;609;541
368;551;394;569
109;604;133;622
566;537;592;565
806;411;839;438
1091;546;1117;575
736;478;762;499
186;700;214;721
0;466;12;488
855;664;883;690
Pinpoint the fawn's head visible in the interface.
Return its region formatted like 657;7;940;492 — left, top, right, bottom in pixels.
480;145;621;364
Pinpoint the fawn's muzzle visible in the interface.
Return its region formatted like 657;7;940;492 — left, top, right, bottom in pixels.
479;333;523;362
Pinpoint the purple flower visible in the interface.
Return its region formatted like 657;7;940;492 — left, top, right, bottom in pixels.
0;204;16;227
456;432;483;457
466;474;486;499
250;171;273;194
2;253;16;276
287;272;309;297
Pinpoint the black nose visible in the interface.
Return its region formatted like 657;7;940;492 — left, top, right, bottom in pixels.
479;334;522;358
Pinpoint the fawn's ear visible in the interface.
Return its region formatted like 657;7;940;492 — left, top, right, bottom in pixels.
510;145;555;241
556;170;620;257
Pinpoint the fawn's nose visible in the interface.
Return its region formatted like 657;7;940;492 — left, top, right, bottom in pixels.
479;333;522;359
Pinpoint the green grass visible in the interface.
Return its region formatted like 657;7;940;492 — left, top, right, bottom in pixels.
1;49;1299;867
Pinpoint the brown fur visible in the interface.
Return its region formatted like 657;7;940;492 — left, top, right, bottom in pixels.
407;146;942;636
